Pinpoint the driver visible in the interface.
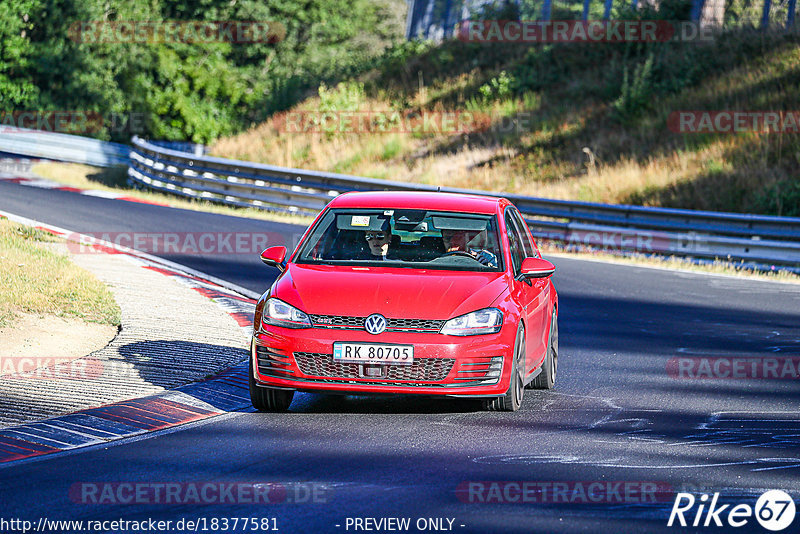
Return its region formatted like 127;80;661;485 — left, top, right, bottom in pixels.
363;218;393;260
441;228;497;267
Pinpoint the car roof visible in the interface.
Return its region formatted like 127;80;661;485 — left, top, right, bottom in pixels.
327;191;506;214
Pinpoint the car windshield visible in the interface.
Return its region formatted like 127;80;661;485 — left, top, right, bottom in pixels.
296;208;503;271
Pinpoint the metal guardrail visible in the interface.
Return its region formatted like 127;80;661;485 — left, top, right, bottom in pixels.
0;127;129;167
0;128;795;270
129;136;800;270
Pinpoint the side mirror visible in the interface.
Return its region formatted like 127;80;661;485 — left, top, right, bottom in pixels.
520;257;555;278
260;246;287;271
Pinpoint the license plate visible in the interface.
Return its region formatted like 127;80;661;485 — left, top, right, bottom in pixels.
333;343;414;365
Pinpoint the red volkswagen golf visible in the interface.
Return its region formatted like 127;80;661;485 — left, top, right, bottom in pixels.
250;191;558;412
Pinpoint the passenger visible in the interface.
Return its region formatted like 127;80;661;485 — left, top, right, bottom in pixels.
441;228;497;267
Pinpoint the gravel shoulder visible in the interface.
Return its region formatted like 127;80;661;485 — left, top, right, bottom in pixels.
0;313;117;372
0;239;251;428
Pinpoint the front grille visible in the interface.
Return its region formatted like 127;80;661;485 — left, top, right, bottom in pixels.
294;352;454;382
309;315;444;333
255;345;295;378
309;315;364;329
295;352;360;378
386;318;445;332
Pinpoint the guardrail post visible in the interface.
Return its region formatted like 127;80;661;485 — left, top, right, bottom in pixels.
582;0;591;20
761;0;772;30
787;0;796;29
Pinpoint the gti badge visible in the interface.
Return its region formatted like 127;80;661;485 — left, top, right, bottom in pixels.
365;314;387;335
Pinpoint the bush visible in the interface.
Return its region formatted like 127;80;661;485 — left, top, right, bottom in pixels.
754;180;800;216
478;71;515;104
612;53;655;121
318;81;366;112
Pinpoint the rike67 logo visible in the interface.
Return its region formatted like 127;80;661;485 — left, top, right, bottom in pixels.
668;490;796;531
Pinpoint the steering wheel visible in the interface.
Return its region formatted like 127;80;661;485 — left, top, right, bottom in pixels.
442;250;479;260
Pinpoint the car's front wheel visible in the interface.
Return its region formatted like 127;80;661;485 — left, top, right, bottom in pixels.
530;308;557;389
484;323;525;412
249;343;294;412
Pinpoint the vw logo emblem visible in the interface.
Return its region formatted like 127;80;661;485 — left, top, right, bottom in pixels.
365;314;387;335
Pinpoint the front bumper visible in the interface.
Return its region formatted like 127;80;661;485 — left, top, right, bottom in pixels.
251;324;516;396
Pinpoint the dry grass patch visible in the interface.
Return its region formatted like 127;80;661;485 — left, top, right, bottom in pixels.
0;219;120;327
211;33;799;215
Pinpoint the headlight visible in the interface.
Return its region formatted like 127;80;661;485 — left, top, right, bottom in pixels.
440;308;503;336
262;298;312;329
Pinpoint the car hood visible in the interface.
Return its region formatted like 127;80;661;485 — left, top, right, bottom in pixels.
273;264;508;320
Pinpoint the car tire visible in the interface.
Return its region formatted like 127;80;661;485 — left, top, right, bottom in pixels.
530;308;557;390
249;344;294;412
484;323;525;412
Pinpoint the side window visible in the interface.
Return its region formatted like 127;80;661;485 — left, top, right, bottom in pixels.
504;211;525;274
510;208;539;259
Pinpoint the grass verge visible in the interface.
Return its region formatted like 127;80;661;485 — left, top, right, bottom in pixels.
0;218;121;327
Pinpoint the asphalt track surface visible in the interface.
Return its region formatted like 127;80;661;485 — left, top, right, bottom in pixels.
2;179;800;533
